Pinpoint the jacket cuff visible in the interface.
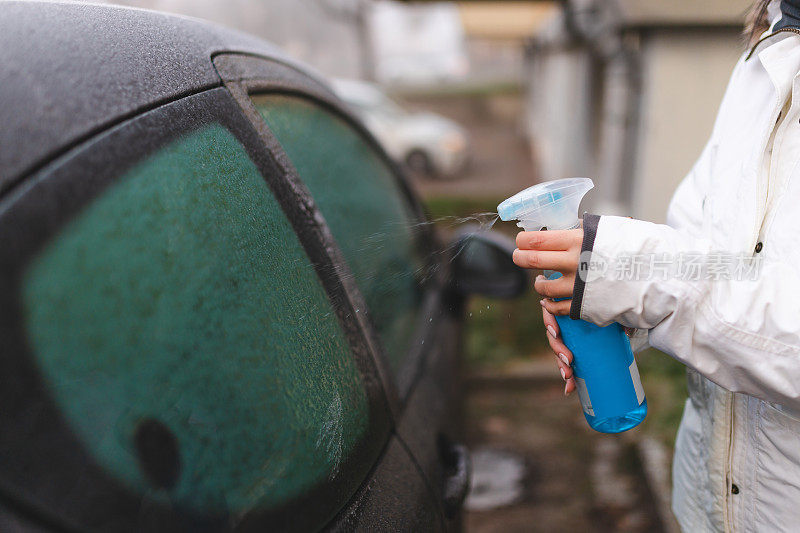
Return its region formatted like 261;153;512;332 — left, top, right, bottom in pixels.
570;213;600;319
575;215;703;328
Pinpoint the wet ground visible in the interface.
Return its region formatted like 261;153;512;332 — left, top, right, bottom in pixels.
463;359;663;533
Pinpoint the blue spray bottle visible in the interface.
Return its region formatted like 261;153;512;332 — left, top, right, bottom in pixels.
498;178;647;433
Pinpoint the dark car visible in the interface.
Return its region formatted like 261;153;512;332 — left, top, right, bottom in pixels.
0;2;526;531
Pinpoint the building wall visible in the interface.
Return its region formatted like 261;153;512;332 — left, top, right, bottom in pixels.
631;29;744;222
458;2;557;40
527;46;596;182
592;51;637;216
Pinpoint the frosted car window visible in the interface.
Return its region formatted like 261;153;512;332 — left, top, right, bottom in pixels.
21;124;369;515
253;95;424;373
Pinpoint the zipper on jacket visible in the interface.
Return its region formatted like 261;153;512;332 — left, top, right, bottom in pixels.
761;89;799;243
757;99;786;242
752;97;785;251
723;392;735;531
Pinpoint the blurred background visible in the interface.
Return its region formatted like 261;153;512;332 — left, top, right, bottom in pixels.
95;0;750;530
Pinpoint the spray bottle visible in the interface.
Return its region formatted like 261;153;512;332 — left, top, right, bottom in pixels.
497;178;647;433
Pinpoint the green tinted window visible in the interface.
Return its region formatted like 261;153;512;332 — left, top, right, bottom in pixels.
22;125;369;515
254;95;424;372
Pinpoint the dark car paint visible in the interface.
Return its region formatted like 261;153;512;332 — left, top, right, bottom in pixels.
0;2;467;531
327;438;445;531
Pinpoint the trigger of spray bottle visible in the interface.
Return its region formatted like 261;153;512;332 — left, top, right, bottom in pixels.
497;178;647;434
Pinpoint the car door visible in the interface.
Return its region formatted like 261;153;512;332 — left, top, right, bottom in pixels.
214;54;469;529
0;87;406;532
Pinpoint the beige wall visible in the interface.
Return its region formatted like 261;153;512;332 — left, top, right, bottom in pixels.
458;2;556;41
631;31;744;222
614;0;751;27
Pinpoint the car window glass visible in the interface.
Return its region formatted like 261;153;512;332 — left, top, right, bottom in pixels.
21;124;371;516
252;94;426;373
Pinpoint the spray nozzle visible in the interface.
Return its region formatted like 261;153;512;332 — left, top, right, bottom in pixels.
497;177;594;231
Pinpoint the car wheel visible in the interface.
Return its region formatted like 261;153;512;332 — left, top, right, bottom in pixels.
405;149;436;178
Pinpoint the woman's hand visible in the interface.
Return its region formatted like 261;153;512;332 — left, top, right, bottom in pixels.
541;304;576;396
512;229;582;395
512;229;582;316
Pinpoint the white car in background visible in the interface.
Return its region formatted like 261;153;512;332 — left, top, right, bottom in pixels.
332;78;469;178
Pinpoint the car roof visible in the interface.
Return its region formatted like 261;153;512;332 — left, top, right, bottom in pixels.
0;1;314;193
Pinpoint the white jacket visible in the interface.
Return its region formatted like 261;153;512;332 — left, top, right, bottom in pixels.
571;16;800;533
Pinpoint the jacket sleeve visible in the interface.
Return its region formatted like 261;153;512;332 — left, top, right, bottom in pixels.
570;137;719;353
573;214;800;411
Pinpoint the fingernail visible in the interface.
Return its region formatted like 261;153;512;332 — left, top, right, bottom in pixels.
558;352;570;366
565;383;573;396
536;274;544;282
547;325;557;338
539;299;545;306
560;367;566;380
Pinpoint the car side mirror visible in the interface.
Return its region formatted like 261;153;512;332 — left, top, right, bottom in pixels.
450;227;528;298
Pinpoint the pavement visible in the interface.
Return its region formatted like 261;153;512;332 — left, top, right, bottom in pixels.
463;358;667;533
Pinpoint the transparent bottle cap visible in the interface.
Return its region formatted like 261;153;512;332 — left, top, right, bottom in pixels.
497;177;593;231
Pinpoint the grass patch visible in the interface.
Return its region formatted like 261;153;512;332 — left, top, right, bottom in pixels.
463;293;550;369
636;348;688;449
423;195;520;240
424;195;504;222
392;80;524;99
